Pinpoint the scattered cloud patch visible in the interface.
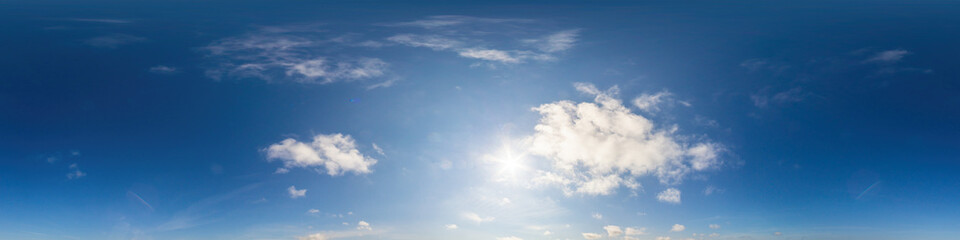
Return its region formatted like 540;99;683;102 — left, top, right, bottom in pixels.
83;34;145;48
67;163;86;179
204;27;389;85
525;83;722;196
308;209;320;214
866;49;910;63
288;185;306;199
149;65;177;74
592;212;603;220
658;188;681;204
632;90;674;112
445;224;458;230
66;18;132;24
265;133;378;176
582;232;603;239
603;225;623;237
709;224;721;229
625;227;646;235
356;221;372;231
496;237;523;240
462;212;494;223
670;224;685;232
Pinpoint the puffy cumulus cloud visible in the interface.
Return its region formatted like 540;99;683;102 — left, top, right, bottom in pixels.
526;83;722;196
604;225;623;237
709;224;720;229
266;133;378;176
356;221;372;231
445;224;458;230
496;237;523;240
657;188;682;204
625;227;646;235
288;186;306;199
670;224;685;232
204;27;390;86
462;212;495;223
582;232;603;239
298;233;329;240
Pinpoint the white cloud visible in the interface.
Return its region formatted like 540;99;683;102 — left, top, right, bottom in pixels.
656;237;672;240
445;224;458;230
205;30;389;85
496;237;523;240
275;168;290;174
529;29;580;53
709;224;720;229
710;233;720;237
603;225;623;237
543;230;552;235
526;83;722;196
308;209;320;214
298;233;329;240
752;87;806;108
592;212;603;220
266;133;378;176
66;18;132;24
670;224;685;232
371;143;385;156
463;212;495;223
632;90;673;112
658;188;681;204
83;34;145;48
288;185;306;199
67;163;86;179
626;227;646;235
387;34;459;50
458;49;520;63
356;221;372;231
582;233;603;239
386;15;528;28
149;65;177;74
774;232;783;236
867;49;910;63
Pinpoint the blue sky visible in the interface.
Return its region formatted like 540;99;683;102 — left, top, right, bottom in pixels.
1;1;959;240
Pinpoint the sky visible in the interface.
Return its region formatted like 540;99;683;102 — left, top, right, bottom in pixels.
1;1;959;240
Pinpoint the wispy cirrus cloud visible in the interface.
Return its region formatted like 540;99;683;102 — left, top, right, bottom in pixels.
203;26;392;87
385;16;579;65
83;34;145;48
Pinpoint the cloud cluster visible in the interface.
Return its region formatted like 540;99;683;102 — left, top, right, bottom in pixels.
657;188;682;204
204;28;389;85
585;225;645;240
526;83;722;196
266;133;378;176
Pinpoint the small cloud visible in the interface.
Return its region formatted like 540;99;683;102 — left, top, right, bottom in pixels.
526;29;580;53
66;18;131;24
445;224;458;230
774;232;783;236
371;143;385;156
592;212;603;220
670;224;685;232
625;227;646;235
709;224;720;229
356;220;372;231
582;233;603;239
710;233;720;237
149;65;178;74
496;237;522;240
604;225;623;237
298;233;329;240
543;230;552;235
457;49;520;63
462;212;494;223
67;163;86;179
656;237;671;240
307;209;320;214
704;186;724;196
657;188;681;204
866;49;910;63
288;185;306;199
83;34;145;48
274;168;290;174
632;90;673;112
266;133;378;176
